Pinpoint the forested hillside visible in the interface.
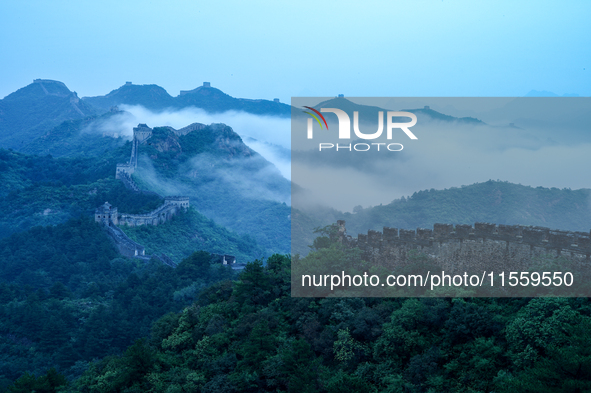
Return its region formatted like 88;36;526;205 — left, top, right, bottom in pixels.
0;80;95;150
7;239;590;392
132;125;291;255
292;181;591;255
344;180;591;235
0;119;291;256
2;81;590;392
0;218;236;390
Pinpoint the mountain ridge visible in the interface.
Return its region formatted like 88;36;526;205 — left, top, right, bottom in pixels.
292;180;591;255
82;81;291;116
0;79;96;149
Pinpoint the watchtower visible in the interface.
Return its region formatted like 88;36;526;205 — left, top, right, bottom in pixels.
133;123;152;143
95;202;118;225
165;196;190;209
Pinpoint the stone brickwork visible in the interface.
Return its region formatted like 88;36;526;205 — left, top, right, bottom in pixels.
336;220;591;272
103;122;233;266
95;197;188;262
116;163;134;179
115;123;153;174
95;202;118;225
118;196;189;226
133;123;153;144
105;223;146;258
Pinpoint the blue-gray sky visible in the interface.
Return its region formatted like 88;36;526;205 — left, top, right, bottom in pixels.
1;0;589;101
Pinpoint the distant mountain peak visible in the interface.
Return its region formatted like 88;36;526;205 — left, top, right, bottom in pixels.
310;98;484;124
82;81;290;116
178;82;219;97
82;83;174;111
0;79;95;149
104;82;172;97
32;79;73;97
4;79;78;102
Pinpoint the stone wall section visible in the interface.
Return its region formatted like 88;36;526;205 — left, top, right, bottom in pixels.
336;220;591;272
102;122;236;266
100;218;146;258
118;197;190;226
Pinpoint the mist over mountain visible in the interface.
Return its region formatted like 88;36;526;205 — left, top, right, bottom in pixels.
242;136;291;180
20;109;128;158
129;124;291;254
0;143;268;263
82;81;290;116
90;104;292;179
0;79;95;149
292;97;485;125
82;83;175;111
0;80;292;157
292;180;591;255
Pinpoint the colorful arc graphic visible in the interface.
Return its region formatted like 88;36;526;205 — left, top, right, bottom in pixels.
303;106;329;130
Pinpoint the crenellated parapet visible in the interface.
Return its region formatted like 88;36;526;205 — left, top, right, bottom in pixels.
117;197;190;227
116;163;135;179
116;123;153;173
133;123;153;144
164;196;190;209
95;202;118;225
336;221;591;271
95;198;189;262
104;222;146;258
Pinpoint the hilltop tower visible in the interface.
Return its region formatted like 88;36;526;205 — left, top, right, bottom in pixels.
95;202;118;225
126;123;153;169
133;123;152;143
164;196;190;210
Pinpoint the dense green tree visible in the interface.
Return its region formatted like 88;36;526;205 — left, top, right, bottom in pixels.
6;368;67;393
233;260;272;306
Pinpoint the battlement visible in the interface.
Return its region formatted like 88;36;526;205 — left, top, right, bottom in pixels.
117;197;190;227
104;223;145;258
165;196;190;209
133;123;153;143
334;221;591;274
212;253;237;265
180;82;212;96
102;121;233;266
96;197;189;261
342;222;591;255
95;202;118;225
211;253;246;270
116;163;134;179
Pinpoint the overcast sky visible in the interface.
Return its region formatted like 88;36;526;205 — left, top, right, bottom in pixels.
1;0;589;101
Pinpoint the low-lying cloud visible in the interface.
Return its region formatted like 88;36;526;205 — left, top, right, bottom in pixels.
292;109;591;212
87;105;291;180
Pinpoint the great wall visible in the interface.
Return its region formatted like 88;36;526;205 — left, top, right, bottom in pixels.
335;220;591;273
95;123;237;268
33;79;86;116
